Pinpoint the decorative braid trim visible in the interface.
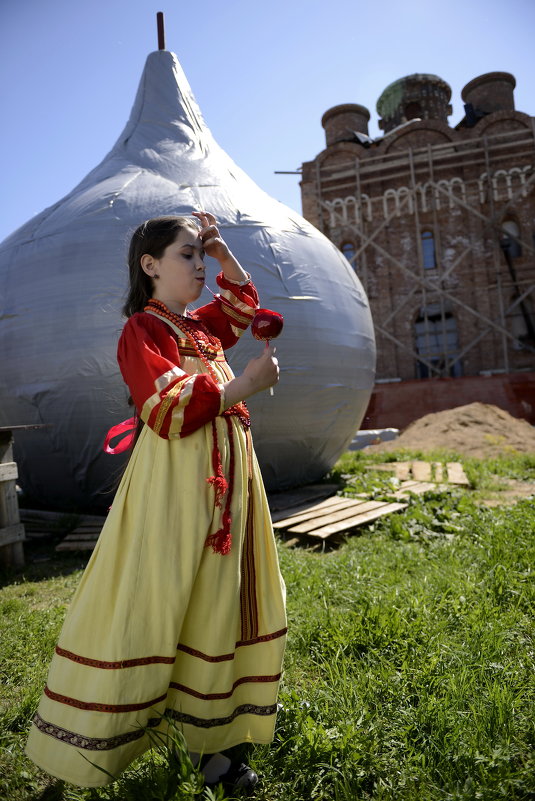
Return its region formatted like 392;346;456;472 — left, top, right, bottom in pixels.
32;712;155;751
219;303;255;325
153;380;189;436
169;673;282;701
162;703;277;730
240;475;258;642
32;702;279;750
44;685;168;713
53;629;287;672
236;627;288;648
55;645;176;669
43;674;281;715
176;627;288;663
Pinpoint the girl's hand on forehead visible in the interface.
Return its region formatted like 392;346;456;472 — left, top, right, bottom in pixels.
192;210;231;262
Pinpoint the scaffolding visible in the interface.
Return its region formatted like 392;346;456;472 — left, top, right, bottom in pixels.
310;125;535;379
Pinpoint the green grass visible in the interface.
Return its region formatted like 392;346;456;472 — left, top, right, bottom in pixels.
1;451;534;800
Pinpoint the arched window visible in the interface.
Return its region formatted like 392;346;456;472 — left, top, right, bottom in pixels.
508;292;535;348
501;219;522;259
415;304;462;378
405;101;422;121
421;230;436;269
341;242;357;269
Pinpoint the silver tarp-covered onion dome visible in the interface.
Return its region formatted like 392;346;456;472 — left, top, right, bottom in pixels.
0;46;375;510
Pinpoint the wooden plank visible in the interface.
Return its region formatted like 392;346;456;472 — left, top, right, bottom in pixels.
56;540;97;552
395;462;412;480
0;424;51;432
271;494;353;524
272;497;360;528
392;481;437;498
20;510;107;524
62;531;100;542
0;432;13;461
397;480;422;490
366;461;471;486
0;462;18;482
433;462;444;482
71;525;103;533
0;436;25;566
292;502;408;540
447;463;470;485
367;462;412;480
411;461;432;481
0;523;26;547
282;536;303;548
268;483;338;513
286;500;387;534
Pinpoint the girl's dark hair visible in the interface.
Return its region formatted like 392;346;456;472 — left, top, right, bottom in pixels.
123;215;199;317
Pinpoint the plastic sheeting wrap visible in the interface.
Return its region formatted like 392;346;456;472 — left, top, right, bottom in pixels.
0;49;375;510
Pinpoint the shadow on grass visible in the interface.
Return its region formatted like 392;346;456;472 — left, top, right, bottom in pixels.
0;538;89;589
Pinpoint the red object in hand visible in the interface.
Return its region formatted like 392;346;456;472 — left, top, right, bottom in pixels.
251;308;284;341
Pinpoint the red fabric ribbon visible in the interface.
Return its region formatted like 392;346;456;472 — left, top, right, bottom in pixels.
103;417;137;454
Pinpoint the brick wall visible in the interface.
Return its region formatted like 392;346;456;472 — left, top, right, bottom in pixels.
364;371;535;430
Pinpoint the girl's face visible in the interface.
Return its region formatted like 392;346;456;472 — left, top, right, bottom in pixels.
143;225;206;314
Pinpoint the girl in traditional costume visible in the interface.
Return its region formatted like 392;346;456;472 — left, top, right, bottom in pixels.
26;211;287;794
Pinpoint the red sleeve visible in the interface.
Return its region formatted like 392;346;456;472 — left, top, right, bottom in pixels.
117;313;224;439
192;271;259;349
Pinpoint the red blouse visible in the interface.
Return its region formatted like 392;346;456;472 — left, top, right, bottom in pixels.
117;272;258;439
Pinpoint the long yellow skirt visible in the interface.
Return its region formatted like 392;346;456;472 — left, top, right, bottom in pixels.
26;417;287;787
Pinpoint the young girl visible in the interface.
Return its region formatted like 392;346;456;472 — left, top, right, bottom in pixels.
26;211;287;794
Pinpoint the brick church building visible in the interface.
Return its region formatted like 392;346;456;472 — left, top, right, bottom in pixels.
300;72;535;427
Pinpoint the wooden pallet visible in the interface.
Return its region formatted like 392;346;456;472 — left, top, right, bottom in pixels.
55;517;106;551
0;429;26;567
53;482;409;550
367;461;470;485
268;483;339;515
51;467;462;552
390;480;443;498
273;495;407;541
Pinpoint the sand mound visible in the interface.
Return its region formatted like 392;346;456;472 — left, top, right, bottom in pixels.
365;402;535;458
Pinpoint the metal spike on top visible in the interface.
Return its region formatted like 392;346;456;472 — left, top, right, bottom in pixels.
157;12;165;50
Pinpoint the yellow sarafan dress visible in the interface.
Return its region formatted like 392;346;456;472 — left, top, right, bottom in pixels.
26;274;287;787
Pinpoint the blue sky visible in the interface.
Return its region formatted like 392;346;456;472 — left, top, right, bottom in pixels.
1;0;534;243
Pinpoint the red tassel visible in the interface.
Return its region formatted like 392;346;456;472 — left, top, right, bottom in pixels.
205;508;232;555
205;417;235;555
206;419;228;506
206;472;227;507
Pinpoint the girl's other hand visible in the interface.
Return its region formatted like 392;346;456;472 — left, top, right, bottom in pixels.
223;345;279;408
192;210;231;262
243;345;279;393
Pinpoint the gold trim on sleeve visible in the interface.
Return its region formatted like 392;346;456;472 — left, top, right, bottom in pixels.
153;379;189;436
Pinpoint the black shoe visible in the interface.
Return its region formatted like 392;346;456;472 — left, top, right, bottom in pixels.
206;761;258;796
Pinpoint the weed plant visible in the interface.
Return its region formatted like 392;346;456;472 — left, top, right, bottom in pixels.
1;452;534;800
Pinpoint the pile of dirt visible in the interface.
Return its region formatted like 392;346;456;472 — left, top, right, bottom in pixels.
365;402;535;458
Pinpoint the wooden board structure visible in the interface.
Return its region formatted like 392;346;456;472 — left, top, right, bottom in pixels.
55;516;107;551
52;482;409;551
0;429;26;568
389;480;442;498
50;465;467;551
19;510;106;552
367;461;470;485
273;494;407;541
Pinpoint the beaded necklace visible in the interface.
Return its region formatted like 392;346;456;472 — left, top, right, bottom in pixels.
144;298;250;429
144;298;220;378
